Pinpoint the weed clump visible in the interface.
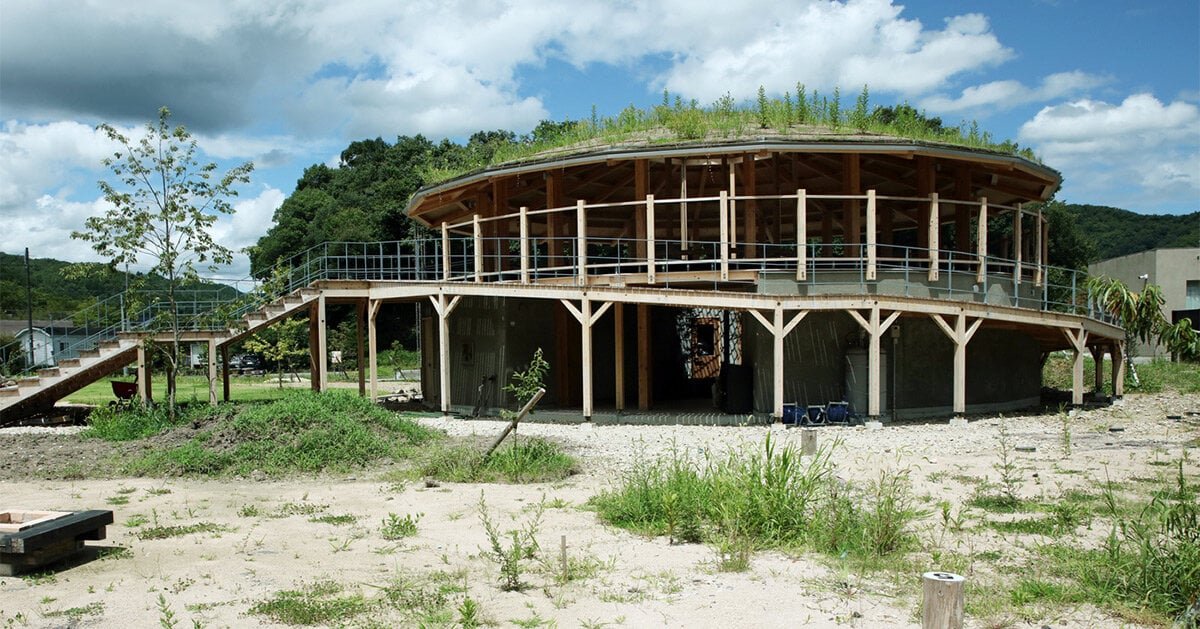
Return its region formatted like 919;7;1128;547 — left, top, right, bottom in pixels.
590;435;918;565
421;436;577;483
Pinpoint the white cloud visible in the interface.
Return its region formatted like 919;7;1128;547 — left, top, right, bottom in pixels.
922;71;1108;113
1018;94;1200;208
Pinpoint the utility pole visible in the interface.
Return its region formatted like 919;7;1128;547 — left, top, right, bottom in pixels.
25;248;34;369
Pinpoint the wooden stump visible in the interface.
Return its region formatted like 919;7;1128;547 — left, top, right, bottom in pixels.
922;571;965;629
800;429;817;456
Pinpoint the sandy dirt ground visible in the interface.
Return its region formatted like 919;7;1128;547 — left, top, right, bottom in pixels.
1;392;1197;628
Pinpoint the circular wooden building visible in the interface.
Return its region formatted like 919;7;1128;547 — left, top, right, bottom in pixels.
401;129;1123;422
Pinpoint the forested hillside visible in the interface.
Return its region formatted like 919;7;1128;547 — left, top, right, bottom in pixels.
1064;204;1199;261
0;253;237;319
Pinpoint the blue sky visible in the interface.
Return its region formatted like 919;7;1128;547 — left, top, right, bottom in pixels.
1;0;1196;279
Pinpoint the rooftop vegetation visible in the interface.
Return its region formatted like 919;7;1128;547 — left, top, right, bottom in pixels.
417;84;1042;187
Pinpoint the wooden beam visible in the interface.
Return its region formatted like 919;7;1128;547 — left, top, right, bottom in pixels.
916;156;933;249
519;206;530;283
220;344;229;402
441;223;451;281
719;190;730;281
976;197;988;283
1013;203;1023;286
473;214;483;282
207;338;217;406
646;194;656;284
576;199;588;286
316;293;328;392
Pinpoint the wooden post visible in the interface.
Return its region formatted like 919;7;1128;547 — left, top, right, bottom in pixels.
646;194;656;284
916;155;933;251
844;154;861;258
137;343;151;403
576;199;588;285
356;299;366;397
637;304;652;410
743;154;757;259
473;214;483;282
719;190;730;281
484;387;546;457
1112;342;1125;397
976;198;988;283
750;308;809;420
431;293;462;414
614;302;625;411
207;338;217;406
801;429;817;456
220;344;230;402
850;308;901;418
368;300;380;400
441;223;451;281
1040;216;1049;287
316;293;327;392
680;162;689;249
928;193;940;281
1063;328;1088;406
1091;346;1105;394
635;159;648;260
546;171;563;269
519;206;530;283
1013;205;1023;286
309;300;320;392
561;299;612;420
796;189;807;281
931;313;982;415
922;572;965;629
866;189;877;280
1035;206;1044;286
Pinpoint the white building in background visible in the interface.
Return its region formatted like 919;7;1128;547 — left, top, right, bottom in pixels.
1089;247;1200;358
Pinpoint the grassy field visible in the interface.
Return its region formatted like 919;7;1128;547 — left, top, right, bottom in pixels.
1042;354;1200;395
63;374;300;406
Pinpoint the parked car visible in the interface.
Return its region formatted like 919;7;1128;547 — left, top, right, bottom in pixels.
229;354;264;374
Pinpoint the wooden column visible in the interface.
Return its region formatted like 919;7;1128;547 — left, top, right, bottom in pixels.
441;224;451;281
473;214;483;282
1112;342;1125;396
646;194;656;284
561;299;613;420
955;166;972;255
635;159;648;260
844;154;861;258
546;171;563;268
679;162;689;248
1063;328;1088;406
931;313;983;415
220;344;230;402
850;308;901;418
1013;205;1023;286
368;300;381;400
137;343;151;403
928;193;940;281
519;206;530;283
1091;346;1105;394
742;154;758;258
749;307;808;420
976;197;989;283
637;304;652;410
719;190;730;280
207;338;217;406
576;199;588;285
916;156;934;250
308;300;319;391
614;302;625;411
430;293;462;414
356;299;366;396
728;160;738;251
866;189;877;280
795;189;807;281
315;294;327;392
1035;207;1045;286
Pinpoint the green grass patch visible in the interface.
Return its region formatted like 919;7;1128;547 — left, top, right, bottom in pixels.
310;514;357;526
420;436;577;483
84;401;229;441
122;390;436;476
136;521;229;540
1043;354;1200;394
590;435;919;562
250;581;370;626
65;374;295;406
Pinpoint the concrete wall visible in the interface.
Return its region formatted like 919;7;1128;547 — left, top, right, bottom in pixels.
1089;247;1200;357
744;312;1043;419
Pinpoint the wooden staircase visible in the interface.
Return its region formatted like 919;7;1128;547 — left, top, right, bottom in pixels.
0;287;320;424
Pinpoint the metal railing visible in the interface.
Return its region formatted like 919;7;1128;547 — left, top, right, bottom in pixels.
2;191;1116;378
